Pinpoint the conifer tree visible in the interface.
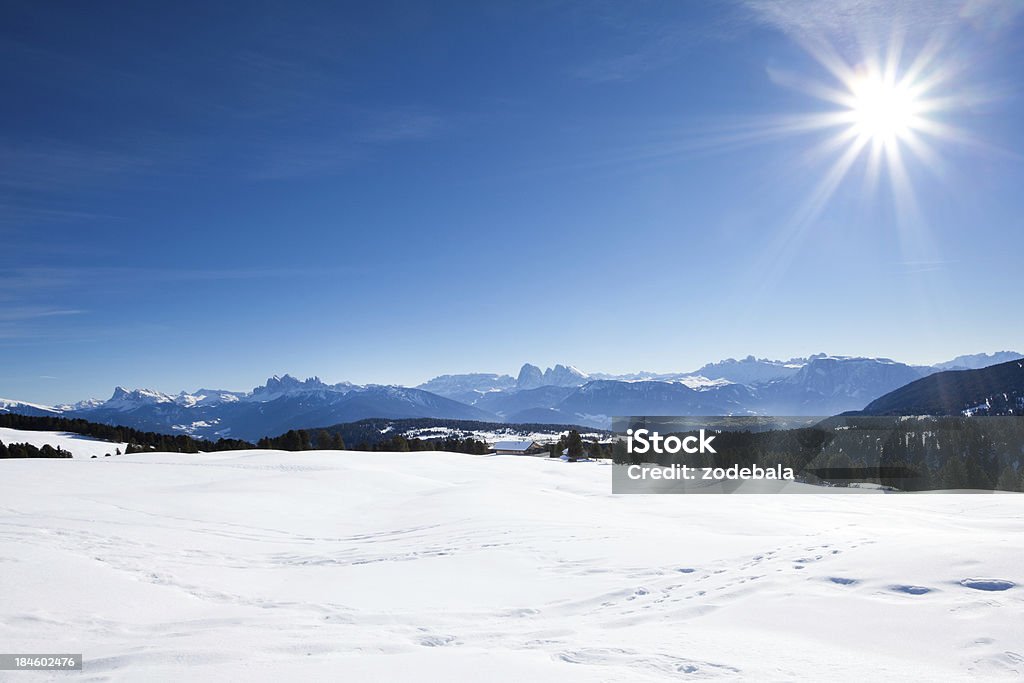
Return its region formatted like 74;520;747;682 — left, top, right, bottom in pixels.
566;430;584;461
281;430;303;451
611;438;628;464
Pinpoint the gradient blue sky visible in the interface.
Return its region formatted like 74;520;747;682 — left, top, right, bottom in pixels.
3;0;1023;404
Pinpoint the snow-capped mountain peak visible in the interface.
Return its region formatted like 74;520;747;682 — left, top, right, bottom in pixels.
934;351;1023;371
415;373;516;403
692;355;803;384
248;375;356;402
0;397;60;415
174;390;244;408
545;364;589;387
104;387;176;411
513;363;590;390
54;398;105;411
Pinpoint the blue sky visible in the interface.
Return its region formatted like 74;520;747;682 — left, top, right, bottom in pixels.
3;0;1023;403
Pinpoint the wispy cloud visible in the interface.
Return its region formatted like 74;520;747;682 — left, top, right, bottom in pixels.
244;106;447;180
567;1;1023;85
895;259;960;275
2;22;448;193
0;266;361;342
567;3;748;83
0;265;362;293
0;307;85;342
742;0;1023;44
0;307;85;322
0;140;158;194
357;109;446;144
0;204;124;225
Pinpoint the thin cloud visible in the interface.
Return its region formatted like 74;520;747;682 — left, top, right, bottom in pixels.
0;307;85;342
246;107;446;180
0;266;363;292
357;109;446;144
0;204;124;224
894;259;960;274
0;266;360;342
742;0;1023;43
0;307;85;322
567;4;749;83
0;140;156;194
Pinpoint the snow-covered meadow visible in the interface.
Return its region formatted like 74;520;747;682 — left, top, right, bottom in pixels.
1;449;1021;681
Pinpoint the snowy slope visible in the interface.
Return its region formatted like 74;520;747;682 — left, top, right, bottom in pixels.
1;450;1021;681
0;427;127;459
0;397;61;416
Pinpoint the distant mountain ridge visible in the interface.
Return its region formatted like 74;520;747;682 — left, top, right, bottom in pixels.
416;356;944;425
693;355;803;384
858;358;1024;416
2;351;1019;437
2;376;491;441
932;351;1023;371
0;398;61;417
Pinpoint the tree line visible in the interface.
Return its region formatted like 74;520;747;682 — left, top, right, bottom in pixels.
0;414;600;460
0;440;72;459
257;428;489;454
319;417;610;449
0;413;254;454
547;430;612;461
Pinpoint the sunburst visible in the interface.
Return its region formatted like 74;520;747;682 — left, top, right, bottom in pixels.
779;34;972;223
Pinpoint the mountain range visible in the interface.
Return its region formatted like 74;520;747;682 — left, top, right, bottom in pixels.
1;352;1020;441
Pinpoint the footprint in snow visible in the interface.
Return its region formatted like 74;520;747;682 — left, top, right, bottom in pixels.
626;588;649;601
960;578;1015;592
419;635;457;647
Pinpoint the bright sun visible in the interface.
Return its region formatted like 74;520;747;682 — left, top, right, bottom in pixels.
848;75;920;142
761;35;971;223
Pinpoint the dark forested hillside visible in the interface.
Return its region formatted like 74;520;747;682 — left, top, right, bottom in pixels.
0;414;254;453
0;414;601;457
858;359;1024;416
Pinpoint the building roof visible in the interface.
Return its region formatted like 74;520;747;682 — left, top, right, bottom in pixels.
492;440;537;452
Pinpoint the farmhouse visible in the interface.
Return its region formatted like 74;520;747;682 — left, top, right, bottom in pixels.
491;440;544;456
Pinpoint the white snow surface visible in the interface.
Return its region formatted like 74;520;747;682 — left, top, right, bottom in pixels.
0;427;127;459
1;450;1022;681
